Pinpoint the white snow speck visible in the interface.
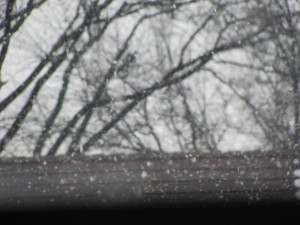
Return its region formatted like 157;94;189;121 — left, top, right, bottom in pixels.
293;169;300;178
191;157;197;163
60;178;66;185
141;171;147;179
168;160;173;165
293;179;300;188
294;159;300;165
133;186;142;197
274;161;282;168
146;161;153;167
295;191;300;200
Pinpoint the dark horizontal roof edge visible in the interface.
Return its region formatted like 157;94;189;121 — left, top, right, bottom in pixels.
0;149;298;164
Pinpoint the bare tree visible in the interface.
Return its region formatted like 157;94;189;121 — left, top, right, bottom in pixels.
206;0;300;151
0;0;297;157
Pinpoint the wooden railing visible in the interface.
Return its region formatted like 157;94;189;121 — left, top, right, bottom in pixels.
0;150;299;210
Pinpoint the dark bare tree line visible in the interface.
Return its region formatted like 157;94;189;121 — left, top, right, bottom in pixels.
0;0;299;157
